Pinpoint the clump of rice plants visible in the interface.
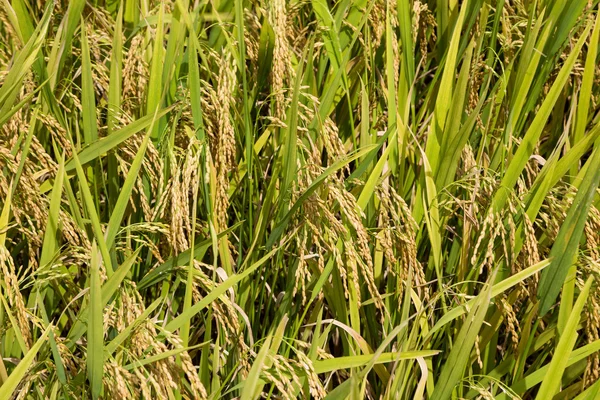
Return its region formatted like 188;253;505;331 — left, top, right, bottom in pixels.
1;0;600;398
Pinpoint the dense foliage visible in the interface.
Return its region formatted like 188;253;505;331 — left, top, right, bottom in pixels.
1;0;600;398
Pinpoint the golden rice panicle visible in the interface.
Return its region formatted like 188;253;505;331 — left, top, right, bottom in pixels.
583;206;600;384
104;361;133;399
498;296;521;353
122;34;149;114
293;227;310;304
199;49;238;232
268;0;294;121
296;350;326;399
377;183;426;299
369;0;386;46
257;353;303;400
329;184;384;311
0;2;19;46
413;0;436;63
585;294;600;385
168;137;201;253
192;260;251;371
244;6;262;76
1;0;600;398
0;247;32;347
180;349;208;400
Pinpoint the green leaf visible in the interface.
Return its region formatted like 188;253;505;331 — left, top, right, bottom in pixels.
69;140;114;276
0;3;52;117
426;0;469;172
80;21;98;144
147;2;165;140
101;249;140;305
64;107;173;172
278;52;304;217
106;3;123;135
430;272;494;400
314;351;440;374
105;297;163;355
164;246;281;333
67;249;143;347
0;327;51;400
87;243;104;400
312;0;343;72
46;0;85;86
428;258;551;337
137;222;242;290
268;146;375;247
538;140;600;315
123;342;205;371
0;296;28;355
492;22;591;212
240;335;272;400
572;8;600;147
496;338;600;399
104;127;153;249
39;154;65;268
536;277;594;399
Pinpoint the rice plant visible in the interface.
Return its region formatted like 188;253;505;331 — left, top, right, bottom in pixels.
1;0;600;398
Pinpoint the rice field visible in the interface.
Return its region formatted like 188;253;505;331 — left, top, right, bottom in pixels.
1;0;600;398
